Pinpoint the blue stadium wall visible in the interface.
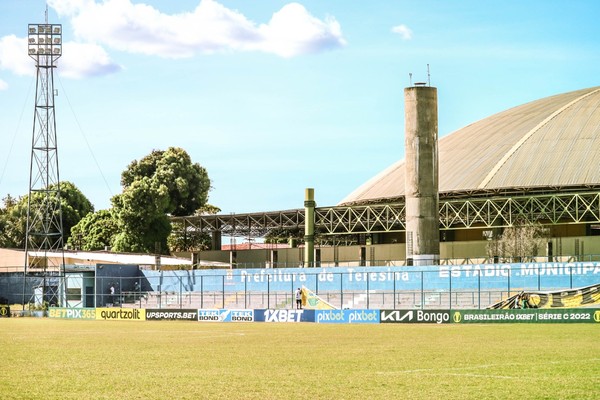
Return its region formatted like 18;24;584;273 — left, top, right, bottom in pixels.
138;262;600;293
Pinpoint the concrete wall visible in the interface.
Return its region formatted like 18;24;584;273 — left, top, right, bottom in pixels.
0;249;25;269
196;250;231;265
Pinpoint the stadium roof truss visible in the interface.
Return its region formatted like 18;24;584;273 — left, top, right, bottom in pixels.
171;188;600;238
172;209;305;238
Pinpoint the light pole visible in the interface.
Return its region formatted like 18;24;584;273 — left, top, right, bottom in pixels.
23;19;64;307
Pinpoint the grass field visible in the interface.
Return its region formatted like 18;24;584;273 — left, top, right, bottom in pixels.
0;319;599;400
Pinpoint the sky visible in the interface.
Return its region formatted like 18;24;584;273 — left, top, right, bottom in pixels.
0;0;599;215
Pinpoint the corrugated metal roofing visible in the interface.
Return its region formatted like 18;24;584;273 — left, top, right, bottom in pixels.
340;86;600;205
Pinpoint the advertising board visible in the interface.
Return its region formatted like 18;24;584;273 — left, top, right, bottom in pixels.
146;309;197;321
452;309;600;323
254;309;315;322
315;309;380;324
48;307;96;319
95;308;146;321
380;309;451;324
198;309;222;322
0;305;10;318
196;309;255;322
219;309;254;322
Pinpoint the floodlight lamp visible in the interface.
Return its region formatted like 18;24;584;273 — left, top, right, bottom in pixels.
29;48;36;55
53;38;60;44
53;27;60;34
53;48;60;54
29;27;36;34
29;38;36;44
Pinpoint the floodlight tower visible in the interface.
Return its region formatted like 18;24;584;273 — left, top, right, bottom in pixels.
24;19;64;296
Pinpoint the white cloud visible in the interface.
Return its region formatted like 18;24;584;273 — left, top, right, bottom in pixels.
0;35;34;76
257;3;346;58
60;42;123;79
0;34;121;80
0;79;7;90
47;0;89;16
48;0;346;58
392;24;413;40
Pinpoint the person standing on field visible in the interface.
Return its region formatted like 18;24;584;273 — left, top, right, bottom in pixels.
134;281;140;301
295;287;302;309
109;285;115;306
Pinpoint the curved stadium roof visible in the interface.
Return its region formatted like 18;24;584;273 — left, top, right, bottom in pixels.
341;86;600;205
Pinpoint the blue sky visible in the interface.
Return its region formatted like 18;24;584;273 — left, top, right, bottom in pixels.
0;0;599;215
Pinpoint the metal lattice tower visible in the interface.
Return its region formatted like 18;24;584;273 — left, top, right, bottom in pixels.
24;21;64;280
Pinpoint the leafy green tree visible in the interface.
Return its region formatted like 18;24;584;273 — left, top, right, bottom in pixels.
0;182;93;248
111;177;171;253
56;181;94;242
18;149;215;255
121;147;211;216
111;147;212;253
0;194;26;248
67;209;119;251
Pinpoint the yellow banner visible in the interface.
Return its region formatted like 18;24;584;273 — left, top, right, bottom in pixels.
489;283;600;309
96;308;146;321
301;286;337;310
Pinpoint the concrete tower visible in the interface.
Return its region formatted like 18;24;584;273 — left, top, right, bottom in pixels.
404;84;440;265
304;188;315;267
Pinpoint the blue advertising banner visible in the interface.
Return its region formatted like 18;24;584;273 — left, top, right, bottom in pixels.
218;309;255;322
198;309;222;322
315;309;380;324
196;309;255;322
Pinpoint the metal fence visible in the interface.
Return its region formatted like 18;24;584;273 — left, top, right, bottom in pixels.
2;263;597;311
0;272;61;310
106;287;508;311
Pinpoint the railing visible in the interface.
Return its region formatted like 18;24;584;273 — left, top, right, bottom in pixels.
110;290;507;310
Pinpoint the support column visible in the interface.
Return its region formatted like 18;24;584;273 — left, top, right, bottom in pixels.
404;85;440;266
304;188;315;267
211;231;221;251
